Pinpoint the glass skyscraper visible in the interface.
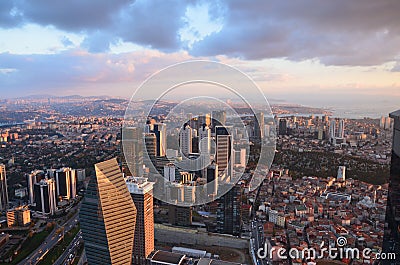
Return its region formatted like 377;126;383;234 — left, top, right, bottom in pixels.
80;158;137;265
383;110;400;262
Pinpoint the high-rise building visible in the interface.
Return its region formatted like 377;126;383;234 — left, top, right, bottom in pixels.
80;158;137;265
168;205;193;227
144;133;157;158
206;162;218;197
329;119;336;143
380;116;386;129
34;179;57;215
278;119;287;135
123;127;144;177
338;119;345;139
7;206;30;227
254;112;265;138
0;164;8;211
383;110;400;257
150;123;167;157
26;170;46;205
179;123;193;156
126;177;155;265
216;184;243;236
215;126;232;178
198;124;211;154
55;168;76;201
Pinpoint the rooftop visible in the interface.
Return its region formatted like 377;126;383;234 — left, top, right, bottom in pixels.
149;250;186;265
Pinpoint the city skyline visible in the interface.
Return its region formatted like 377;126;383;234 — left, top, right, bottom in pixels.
0;1;399;115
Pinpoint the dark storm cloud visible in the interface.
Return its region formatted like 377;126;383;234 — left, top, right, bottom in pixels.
2;0;400;66
0;1;23;27
17;0;132;31
191;0;400;66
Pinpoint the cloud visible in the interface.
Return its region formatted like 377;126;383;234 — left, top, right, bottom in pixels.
0;49;192;97
191;0;400;66
1;0;400;67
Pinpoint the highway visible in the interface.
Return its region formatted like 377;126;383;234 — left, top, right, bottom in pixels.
251;220;270;265
18;212;79;265
53;230;82;265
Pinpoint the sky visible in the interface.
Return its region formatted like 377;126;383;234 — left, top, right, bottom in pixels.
0;0;399;115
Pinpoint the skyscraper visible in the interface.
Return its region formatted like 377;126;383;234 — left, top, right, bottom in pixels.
278;119;287;136
0;164;8;211
198;124;211;154
206;161;218;197
144;133;157;158
123;127;144;177
151;123;167;157
26;170;45;204
329;119;336;143
215;126;232;178
216;184;243;236
179;123;193;156
383;110;400;257
126;177;155;265
338;119;345;139
80;158;137;265
34;179;57;215
55;168;76;201
254;112;264;138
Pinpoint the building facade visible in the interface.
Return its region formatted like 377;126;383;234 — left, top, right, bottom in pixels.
0;164;8;211
80;158;137;265
126;177;155;265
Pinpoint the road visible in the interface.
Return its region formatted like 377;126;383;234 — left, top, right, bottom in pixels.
251;220;270;265
53;230;82;265
18;212;79;265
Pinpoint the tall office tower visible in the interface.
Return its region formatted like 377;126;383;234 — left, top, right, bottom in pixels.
380;116;386;129
206;162;218;197
80;158;137;265
55;168;76;201
26;170;46;204
216;184;243;236
212;111;226;129
383;110;400;257
123;127;144;177
126;177;155;265
385;117;392;130
278;119;287;135
144;133;157;158
338;119;345;138
151;123;167;157
215;126;232;178
329;119;336;143
168;205;193;227
254;112;265;138
164;163;176;182
198;124;211;154
337;166;346;182
179;123;193;156
0;164;8;211
34;179;57;215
